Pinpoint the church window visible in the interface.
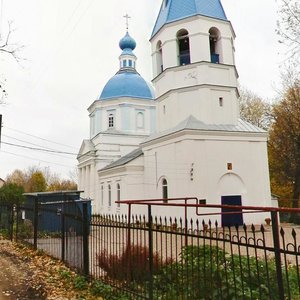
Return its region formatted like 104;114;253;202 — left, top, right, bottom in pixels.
162;178;168;202
136;112;144;129
177;29;190;66
128;60;132;67
157;41;163;73
209;27;221;63
117;183;121;208
123;60;127;67
163;0;169;9
219;97;223;107
108;114;114;128
163;105;166;114
108;184;111;207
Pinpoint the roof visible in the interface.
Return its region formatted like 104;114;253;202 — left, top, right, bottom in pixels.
151;0;228;38
143;115;267;143
99;70;155;101
100;148;143;171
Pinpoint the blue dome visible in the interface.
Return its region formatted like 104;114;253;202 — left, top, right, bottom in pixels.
119;32;136;50
99;70;154;100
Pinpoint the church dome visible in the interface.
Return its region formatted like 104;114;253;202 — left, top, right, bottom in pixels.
99;70;155;100
119;32;136;50
99;31;154;101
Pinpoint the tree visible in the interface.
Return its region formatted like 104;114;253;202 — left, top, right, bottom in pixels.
5;166;77;193
0;21;23;102
0;183;25;205
277;0;300;61
268;79;300;210
27;171;47;192
48;179;77;192
239;88;272;130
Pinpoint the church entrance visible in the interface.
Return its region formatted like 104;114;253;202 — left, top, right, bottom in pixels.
221;195;243;227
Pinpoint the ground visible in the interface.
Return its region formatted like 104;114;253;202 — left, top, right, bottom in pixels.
0;237;101;300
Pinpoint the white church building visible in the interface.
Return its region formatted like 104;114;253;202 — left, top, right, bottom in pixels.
77;0;272;225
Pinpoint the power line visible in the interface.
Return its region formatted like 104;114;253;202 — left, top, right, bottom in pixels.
4;126;78;150
0;149;74;168
2;141;77;155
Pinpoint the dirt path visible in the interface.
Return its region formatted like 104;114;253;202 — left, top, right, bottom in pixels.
0;240;45;300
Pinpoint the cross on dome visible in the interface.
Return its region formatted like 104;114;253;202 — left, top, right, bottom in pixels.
123;13;131;31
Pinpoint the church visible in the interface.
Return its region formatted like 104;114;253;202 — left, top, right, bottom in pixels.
77;0;273;225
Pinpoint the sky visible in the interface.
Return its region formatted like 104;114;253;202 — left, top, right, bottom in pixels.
0;0;284;181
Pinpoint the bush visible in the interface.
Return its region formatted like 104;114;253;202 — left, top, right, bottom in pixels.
153;245;300;300
97;244;171;282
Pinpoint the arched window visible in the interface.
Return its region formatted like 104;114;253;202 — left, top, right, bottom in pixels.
136;112;144;129
209;27;221;63
177;29;190;66
117;183;121;208
108;114;114;128
108;184;111;207
157;41;163;73
162;178;168;201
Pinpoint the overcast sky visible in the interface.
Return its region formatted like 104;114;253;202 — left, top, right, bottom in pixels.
0;0;284;181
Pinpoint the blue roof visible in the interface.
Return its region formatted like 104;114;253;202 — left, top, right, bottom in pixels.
119;32;136;51
151;0;227;38
99;70;155;100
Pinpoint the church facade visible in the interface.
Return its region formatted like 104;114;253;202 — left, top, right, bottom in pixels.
77;0;273;225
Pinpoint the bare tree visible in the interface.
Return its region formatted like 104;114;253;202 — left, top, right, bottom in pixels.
0;21;23;102
277;0;300;60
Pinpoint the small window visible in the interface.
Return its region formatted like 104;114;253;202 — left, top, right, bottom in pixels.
163;105;166;114
162;178;168;202
128;60;132;67
108;114;114;128
123;60;127;67
108;184;111;207
219;97;223;107
117;183;121;208
163;0;169;9
136;112;144;129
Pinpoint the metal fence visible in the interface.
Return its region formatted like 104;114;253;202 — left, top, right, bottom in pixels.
89;199;300;300
0;203;14;240
6;192;90;275
2;197;300;299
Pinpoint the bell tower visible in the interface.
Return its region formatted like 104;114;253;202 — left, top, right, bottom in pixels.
150;0;239;131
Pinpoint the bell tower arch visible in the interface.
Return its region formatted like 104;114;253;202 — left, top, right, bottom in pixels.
150;0;239;132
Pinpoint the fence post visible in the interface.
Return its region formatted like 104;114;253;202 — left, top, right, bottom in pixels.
9;204;14;241
148;205;154;300
82;202;89;277
33;198;39;250
271;210;284;300
61;195;66;262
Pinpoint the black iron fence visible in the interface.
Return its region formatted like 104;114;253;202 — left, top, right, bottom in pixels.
2;197;300;299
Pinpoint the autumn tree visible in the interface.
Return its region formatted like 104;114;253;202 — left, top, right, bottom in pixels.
48;179;77;192
27;171;47;192
268;79;300;210
239;88;272;130
5;166;77;193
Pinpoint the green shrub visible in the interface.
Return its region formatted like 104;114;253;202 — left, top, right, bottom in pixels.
73;275;88;290
153;245;300;300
